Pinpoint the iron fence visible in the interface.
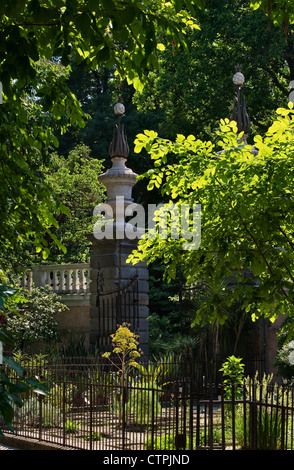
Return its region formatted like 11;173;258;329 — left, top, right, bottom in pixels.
2;357;294;450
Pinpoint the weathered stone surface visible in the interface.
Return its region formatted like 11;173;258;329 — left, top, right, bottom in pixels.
88;110;149;354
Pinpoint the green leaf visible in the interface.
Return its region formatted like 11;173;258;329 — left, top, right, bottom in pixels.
3;356;24;377
96;45;110;62
157;43;165;51
74;11;91;32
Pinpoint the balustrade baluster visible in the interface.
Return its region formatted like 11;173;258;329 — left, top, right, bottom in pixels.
81;269;86;293
73;269;79;293
53;270;59;292
22;273;27;289
40;270;47;288
44;269;51;288
60;269;66;293
20;263;90;295
65;269;70;292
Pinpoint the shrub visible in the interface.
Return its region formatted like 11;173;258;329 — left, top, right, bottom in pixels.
65;419;81;434
3;286;67;350
219;355;245;399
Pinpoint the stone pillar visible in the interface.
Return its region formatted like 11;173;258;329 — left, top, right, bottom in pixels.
89;103;149;356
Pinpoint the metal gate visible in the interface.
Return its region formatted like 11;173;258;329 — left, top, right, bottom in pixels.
96;276;139;351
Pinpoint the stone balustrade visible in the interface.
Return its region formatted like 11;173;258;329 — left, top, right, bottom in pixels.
22;263;91;296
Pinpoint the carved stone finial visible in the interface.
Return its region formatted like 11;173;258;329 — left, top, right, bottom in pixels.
108;102;129;159
99;102;137;212
231;66;250;139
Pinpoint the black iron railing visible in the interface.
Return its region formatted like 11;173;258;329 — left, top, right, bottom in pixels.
96;276;139;351
2;357;294;450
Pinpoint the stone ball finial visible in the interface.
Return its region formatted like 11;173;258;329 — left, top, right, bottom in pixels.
231;66;250;137
114;102;125;116
233;71;245;87
109;102;129;159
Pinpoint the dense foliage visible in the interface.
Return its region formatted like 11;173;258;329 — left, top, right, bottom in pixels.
134;0;291;142
0;0;198;270
0;60;83;270
129;104;294;336
45;144;105;263
2;286;67;351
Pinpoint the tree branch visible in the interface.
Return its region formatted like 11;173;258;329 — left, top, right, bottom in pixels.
277;224;294;251
261;66;289;96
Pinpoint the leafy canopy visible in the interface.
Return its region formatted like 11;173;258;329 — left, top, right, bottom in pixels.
0;59;85;269
133;0;290;142
0;0;201;94
0;0;201;269
45;144;106;263
128;104;294;334
250;0;294;27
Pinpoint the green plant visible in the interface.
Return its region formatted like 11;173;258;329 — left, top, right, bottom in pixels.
256;409;283;450
227;374;286;450
110;384;161;427
145;434;176;450
3;286;67;351
274;327;294;384
103;324;163;426
128;105;294;331
0;286;50;435
45;144;105;264
42;403;63;429
65;419;81;434
102;323;141;416
59;335;90;357
46;382;71;412
219;356;245;399
145;433;203;450
137;354;179;387
246;373;283;450
102;323;142;376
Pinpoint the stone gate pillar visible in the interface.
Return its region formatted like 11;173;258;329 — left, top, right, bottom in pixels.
89;103;149;356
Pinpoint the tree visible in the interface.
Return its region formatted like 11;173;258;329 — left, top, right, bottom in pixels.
55;60;165;188
55;61;117;158
0;0;201;94
128;103;294;337
0;59;85;271
250;0;294;28
133;0;291;142
0;0;200;267
44;143;106;263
